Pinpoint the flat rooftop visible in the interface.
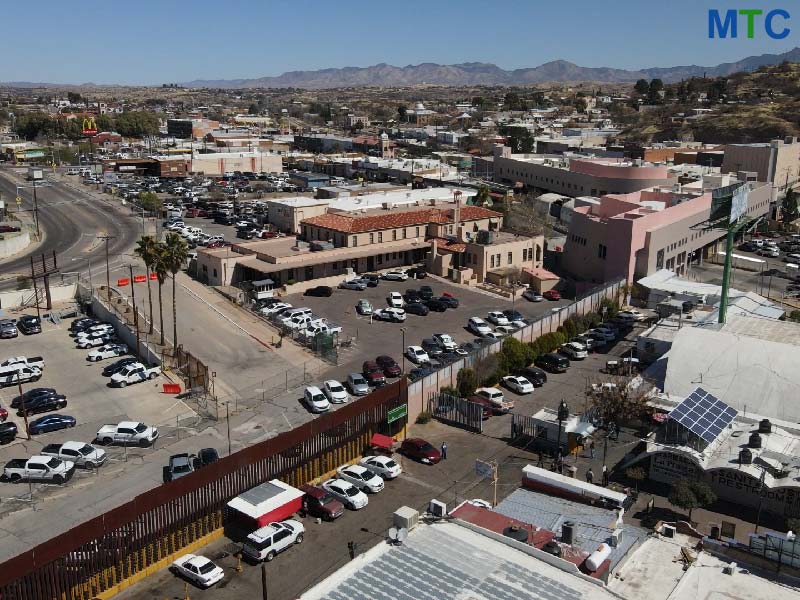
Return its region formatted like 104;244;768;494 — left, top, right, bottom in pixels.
300;521;620;600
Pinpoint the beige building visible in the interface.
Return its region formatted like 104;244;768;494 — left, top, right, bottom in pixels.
721;137;800;192
267;197;329;234
188;151;283;176
427;230;544;286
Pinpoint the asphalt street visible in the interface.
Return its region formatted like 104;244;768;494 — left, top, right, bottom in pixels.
0;168;143;290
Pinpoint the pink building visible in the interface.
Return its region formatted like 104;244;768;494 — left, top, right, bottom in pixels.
561;182;772;284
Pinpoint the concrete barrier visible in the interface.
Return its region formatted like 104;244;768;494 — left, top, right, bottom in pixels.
0;283;76;311
0;231;31;259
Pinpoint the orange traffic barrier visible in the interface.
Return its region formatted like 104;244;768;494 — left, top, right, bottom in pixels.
162;383;181;394
149;272;158;280
117;277;130;287
133;275;147;283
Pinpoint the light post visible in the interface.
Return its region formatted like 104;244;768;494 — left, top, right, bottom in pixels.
400;327;406;374
556;400;569;465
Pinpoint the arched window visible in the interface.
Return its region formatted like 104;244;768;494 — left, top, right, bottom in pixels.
535;245;542;262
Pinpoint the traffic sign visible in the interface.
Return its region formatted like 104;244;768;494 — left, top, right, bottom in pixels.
387;404;407;424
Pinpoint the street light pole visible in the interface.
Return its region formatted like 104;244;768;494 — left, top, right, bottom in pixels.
400;327;406;374
556;400;569;467
31;178;40;238
129;264;141;362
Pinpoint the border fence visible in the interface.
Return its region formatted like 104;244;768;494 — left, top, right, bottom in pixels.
0;381;406;600
428;392;484;433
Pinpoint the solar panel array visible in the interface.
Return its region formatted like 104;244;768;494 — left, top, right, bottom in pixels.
668;387;738;444
325;525;589;600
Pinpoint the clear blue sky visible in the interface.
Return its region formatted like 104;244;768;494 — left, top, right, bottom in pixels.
4;0;798;84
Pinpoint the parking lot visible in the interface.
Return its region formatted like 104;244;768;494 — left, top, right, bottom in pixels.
280;275;570;385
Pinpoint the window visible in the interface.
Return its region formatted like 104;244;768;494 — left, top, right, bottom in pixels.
415;227;420;237
213;268;218;278
392;230;397;241
378;232;383;243
393;252;397;259
598;244;607;259
352;236;357;247
369;233;374;244
377;254;383;265
496;253;501;267
656;249;664;269
402;228;407;239
490;255;495;268
508;252;513;265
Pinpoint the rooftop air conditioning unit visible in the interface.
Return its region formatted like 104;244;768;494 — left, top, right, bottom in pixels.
429;499;447;518
662;524;676;538
394;506;420;531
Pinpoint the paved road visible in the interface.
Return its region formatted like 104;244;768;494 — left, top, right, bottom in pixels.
0;168;143;290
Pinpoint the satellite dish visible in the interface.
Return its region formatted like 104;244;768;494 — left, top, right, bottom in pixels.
388;527;398;542
397;528;408;544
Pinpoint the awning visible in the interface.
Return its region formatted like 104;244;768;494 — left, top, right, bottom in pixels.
252;278;275;287
371;433;395;450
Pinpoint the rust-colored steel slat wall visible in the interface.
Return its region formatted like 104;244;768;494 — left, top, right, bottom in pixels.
0;380;405;599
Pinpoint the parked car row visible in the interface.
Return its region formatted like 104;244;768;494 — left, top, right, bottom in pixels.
0;315;42;339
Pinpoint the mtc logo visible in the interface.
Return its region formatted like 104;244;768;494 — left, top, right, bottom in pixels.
708;9;790;39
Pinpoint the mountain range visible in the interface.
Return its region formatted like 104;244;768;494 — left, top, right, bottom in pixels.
181;47;800;89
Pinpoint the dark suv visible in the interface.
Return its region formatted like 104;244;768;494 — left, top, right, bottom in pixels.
534;353;570;373
520;366;548;387
17;315;42;335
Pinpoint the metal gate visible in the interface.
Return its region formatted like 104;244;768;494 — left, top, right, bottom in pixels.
429;392;483;434
510;413;548;452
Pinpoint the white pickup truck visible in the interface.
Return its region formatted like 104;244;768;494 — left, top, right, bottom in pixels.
95;421;159;447
300;322;342;340
41;441;107;469
2;455;76;483
109;362;161;387
474;387;514;412
0;366;42;387
0;356;45;371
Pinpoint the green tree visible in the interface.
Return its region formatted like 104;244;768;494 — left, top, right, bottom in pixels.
161;233;189;349
575;97;588;113
67;92;82;104
397;106;407;121
634;79;650;95
782;188;799;224
503;91;526;111
500;126;535;153
134;236;159;335
473;186;491;206
114;111;160;137
500;337;530;373
625;467;647;493
669;480;716;521
137;191;162;213
457;368;478;398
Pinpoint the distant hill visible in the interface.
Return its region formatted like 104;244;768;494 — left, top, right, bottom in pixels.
182;47;800;89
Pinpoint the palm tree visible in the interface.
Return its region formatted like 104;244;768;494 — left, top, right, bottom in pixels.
150;244;169;346
134;235;158;334
161;233;189;349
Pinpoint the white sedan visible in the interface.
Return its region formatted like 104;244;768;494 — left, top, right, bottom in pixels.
360;455;402;479
87;343;128;362
381;270;408;281
170;554;224;588
76;333;116;349
322;478;368;510
387;292;404;308
322;380;349;404
336;464;384;493
502;375;535;395
406;345;430;364
486;311;510;326
374;308;406;323
616;309;645;322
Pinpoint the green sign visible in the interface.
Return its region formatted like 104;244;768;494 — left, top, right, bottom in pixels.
387;404;408;424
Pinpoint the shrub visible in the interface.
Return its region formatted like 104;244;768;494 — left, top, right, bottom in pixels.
456;368;478;398
286;278;296;286
500;337;529;373
562;318;578;339
440;385;459;397
416;410;432;424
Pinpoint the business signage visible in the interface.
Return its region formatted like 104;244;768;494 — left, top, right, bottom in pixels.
710;182;748;226
82;117;98;136
387;404;407;424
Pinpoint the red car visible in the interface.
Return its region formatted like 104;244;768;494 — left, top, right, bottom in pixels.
543;289;561;301
400;438;441;464
0;406;7;422
362;361;386;387
375;355;402;378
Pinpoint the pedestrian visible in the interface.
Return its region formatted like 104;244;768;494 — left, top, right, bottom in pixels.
602;464;609;487
589;440;596;459
586;468;594;484
440;442;447;460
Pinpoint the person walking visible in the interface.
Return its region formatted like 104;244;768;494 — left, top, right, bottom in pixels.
586;468;594;485
589;440;596;459
602;464;609;487
440;442;448;460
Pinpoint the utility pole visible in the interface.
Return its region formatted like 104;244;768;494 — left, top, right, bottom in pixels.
17;372;31;440
98;234;115;299
31;177;40;238
260;562;268;600
129;264;141;362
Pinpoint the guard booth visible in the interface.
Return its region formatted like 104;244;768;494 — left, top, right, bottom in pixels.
249;278;276;300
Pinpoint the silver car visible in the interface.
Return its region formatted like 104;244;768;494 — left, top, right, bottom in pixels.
346;373;370;396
